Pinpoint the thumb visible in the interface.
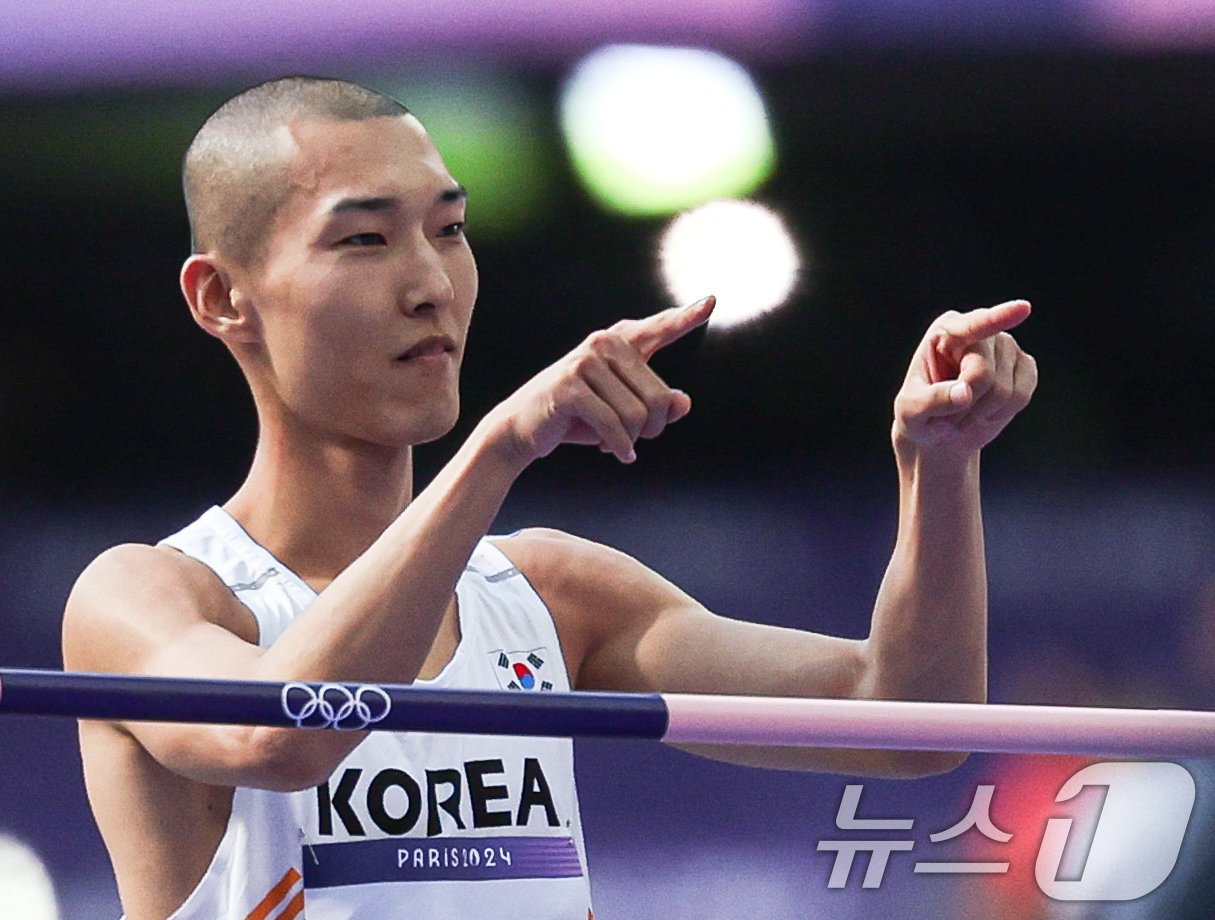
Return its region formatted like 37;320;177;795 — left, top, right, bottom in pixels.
903;379;973;421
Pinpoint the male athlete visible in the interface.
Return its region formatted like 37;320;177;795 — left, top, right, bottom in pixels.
63;78;1037;920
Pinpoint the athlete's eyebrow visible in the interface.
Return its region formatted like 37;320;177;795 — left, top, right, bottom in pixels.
329;196;398;215
328;186;466;215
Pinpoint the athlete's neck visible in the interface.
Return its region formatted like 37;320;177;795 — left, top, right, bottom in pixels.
224;423;415;592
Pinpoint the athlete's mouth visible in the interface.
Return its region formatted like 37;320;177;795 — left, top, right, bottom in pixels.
397;336;456;361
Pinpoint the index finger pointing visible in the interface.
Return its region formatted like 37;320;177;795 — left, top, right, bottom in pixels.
623;295;716;361
938;299;1031;348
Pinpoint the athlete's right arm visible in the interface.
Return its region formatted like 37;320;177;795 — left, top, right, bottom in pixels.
62;295;714;792
64;543;332;790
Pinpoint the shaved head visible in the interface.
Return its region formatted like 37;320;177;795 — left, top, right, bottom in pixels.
183;76;410;267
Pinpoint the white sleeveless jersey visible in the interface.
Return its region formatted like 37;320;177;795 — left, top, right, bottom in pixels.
156;506;592;920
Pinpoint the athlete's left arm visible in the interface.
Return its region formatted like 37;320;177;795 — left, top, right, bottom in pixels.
499;300;1037;779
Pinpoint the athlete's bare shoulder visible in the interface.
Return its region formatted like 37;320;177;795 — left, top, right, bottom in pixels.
490;526;664;604
63;542;257;674
490;526;610;581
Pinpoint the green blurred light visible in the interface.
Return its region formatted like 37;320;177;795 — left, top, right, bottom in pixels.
370;71;552;240
0;72;553;240
560;45;775;217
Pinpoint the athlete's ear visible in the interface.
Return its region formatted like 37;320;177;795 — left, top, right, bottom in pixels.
180;254;261;345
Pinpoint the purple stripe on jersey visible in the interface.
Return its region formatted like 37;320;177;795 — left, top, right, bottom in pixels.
302;836;584;887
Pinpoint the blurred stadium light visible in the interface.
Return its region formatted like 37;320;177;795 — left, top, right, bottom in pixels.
0;836;59;920
658;199;801;328
559;45;775;216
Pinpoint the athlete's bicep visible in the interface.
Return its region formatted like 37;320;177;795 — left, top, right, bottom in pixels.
497;529;867;698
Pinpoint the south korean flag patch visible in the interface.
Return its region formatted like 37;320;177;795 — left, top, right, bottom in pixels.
490;648;553;692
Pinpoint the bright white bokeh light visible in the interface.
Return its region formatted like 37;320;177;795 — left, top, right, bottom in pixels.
560;44;774;215
659;200;801;329
0;837;59;920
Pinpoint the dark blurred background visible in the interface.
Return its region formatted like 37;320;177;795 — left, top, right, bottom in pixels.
2;1;1214;917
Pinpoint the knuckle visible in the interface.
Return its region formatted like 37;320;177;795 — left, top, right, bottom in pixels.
569;350;597;374
587;329;626;354
584;330;612;351
893;393;919;418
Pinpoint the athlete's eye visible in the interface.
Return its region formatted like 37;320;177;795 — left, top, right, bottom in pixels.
438;222;466;239
339;232;387;246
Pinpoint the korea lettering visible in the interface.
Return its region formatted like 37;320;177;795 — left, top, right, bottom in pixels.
305;756;582;890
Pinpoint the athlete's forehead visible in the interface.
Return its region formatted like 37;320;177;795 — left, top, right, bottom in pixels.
279;114;459;224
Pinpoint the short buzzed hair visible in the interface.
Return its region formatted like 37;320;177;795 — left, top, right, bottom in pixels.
183;76;410;266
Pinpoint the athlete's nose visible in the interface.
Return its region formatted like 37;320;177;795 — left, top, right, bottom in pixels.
399;237;455;316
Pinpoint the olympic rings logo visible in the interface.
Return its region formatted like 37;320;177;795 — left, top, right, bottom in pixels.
280;682;392;731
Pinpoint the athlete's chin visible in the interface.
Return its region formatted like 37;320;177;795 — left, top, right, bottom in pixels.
409;414;458;447
382;399;460;448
